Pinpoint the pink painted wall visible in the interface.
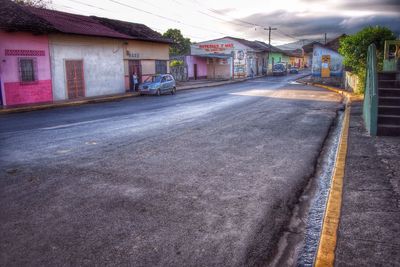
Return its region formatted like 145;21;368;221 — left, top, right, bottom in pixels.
186;56;207;79
0;31;52;106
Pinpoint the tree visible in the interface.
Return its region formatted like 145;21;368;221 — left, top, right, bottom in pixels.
163;29;191;56
339;26;396;93
13;0;52;8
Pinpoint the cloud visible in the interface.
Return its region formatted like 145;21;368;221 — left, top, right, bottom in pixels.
229;10;400;42
212;8;237;15
336;0;400;13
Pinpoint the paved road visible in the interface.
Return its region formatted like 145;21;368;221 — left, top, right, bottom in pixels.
0;73;342;266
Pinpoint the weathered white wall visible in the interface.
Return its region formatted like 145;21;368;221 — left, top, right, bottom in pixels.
312;45;343;77
49;34;125;100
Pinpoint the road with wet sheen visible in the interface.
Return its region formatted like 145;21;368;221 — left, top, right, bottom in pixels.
0;73;342;266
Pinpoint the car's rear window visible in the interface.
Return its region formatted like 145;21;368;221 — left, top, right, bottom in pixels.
273;64;285;70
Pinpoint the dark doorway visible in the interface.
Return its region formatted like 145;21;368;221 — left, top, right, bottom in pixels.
194;64;198;80
0;78;3;106
65;60;85;99
256;58;259;75
128;60;141;91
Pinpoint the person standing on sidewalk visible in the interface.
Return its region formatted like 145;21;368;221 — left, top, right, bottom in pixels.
132;73;138;92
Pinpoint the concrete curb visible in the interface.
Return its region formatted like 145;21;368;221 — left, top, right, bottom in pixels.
296;80;363;103
0;77;263;115
0;92;139;115
315;101;351;267
290;78;367;266
301;81;362;266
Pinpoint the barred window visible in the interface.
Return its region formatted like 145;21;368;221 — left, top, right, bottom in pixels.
19;58;37;83
155;60;167;74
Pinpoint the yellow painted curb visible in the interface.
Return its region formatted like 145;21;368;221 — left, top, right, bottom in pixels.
304;82;364;103
314;102;351;267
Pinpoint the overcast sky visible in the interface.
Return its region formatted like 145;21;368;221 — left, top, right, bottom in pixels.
51;0;400;45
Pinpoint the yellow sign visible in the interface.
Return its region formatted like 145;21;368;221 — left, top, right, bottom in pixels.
321;55;331;78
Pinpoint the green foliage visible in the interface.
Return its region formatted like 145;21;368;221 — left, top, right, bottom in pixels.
163;29;191;56
170;60;184;67
339;26;396;94
13;0;52;8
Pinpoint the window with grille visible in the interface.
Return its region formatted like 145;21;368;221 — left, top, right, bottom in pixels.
18;58;37;83
155;60;167;74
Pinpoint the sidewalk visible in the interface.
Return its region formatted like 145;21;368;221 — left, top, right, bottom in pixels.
334;101;400;266
0;77;254;114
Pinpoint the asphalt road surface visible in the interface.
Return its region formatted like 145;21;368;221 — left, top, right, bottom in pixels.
0;73;342;266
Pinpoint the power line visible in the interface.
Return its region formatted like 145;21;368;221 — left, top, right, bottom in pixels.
172;0;249;28
108;0;230;36
189;0;300;42
58;0;300;43
62;0;220;40
191;0;258;27
277;29;299;41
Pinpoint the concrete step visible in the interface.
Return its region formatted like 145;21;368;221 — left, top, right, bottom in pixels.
378;80;400;88
378;72;399;80
378;105;400;116
378;114;400;125
378;88;400;97
377;124;400;136
378;96;400;106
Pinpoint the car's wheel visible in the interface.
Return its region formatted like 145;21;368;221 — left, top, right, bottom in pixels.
156;89;161;96
171;87;176;95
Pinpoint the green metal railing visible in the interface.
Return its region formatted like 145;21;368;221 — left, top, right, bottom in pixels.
363;44;378;136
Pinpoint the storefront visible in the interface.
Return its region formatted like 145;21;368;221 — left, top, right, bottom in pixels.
190;37;269;80
123;40;170;91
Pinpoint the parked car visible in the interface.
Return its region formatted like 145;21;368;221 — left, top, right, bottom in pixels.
139;74;176;96
272;63;287;76
289;67;299;74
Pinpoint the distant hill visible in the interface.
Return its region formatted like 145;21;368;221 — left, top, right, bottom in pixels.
277;38;327;50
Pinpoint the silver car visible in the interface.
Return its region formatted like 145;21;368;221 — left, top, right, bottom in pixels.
139;74;176;96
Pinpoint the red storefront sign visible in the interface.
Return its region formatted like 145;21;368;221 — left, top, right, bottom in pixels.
198;43;234;52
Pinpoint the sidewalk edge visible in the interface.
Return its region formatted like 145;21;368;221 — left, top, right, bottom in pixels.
0;93;139;114
0;78;252;114
314;99;351;266
296;81;363;103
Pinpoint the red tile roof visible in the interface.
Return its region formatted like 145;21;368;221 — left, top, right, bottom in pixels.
91;16;172;44
25;7;133;39
0;0;56;33
0;0;172;43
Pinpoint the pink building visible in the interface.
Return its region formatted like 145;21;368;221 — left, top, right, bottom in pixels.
0;30;53;107
186;56;207;80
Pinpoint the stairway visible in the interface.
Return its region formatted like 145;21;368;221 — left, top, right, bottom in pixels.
377;72;400;136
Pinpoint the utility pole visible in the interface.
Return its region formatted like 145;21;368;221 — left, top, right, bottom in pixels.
265;26;277;76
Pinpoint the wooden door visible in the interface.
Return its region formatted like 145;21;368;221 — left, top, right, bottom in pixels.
65;60;85;99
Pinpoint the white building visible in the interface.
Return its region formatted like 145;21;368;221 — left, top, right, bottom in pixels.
190;37;270;79
26;7;172;101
